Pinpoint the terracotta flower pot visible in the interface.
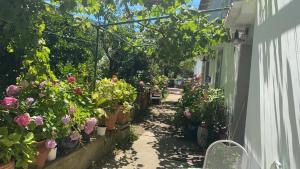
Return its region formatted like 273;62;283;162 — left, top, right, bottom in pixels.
117;112;130;124
35;140;50;169
104;113;118;130
0;161;14;169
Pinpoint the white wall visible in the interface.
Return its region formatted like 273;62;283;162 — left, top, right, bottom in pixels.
193;58;203;76
245;0;300;168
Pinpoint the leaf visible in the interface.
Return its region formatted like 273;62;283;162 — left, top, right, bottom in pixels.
24;132;34;143
0;138;13;147
0;127;8;137
8;133;21;144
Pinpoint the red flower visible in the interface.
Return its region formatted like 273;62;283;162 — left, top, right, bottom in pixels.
74;87;82;94
67;76;76;83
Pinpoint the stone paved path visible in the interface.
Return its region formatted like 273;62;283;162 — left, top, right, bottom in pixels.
99;90;203;169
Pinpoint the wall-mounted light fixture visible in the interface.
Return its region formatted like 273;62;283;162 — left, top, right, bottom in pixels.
232;27;249;45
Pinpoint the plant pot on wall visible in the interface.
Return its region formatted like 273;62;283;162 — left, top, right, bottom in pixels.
104;113;118;130
0;161;14;169
35;140;50;169
47;147;57;161
96;126;106;136
58;136;79;155
117;112;130;125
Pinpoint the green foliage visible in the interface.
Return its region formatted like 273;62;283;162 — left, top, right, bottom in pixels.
0;112;36;168
92;78;137;114
175;85;226;128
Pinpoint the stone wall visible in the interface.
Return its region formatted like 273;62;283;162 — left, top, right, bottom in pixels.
44;128;129;169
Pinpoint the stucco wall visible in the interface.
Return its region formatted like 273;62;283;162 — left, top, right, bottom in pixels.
245;0;300;168
220;43;239;116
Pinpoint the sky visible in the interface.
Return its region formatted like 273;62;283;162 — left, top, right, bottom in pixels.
189;0;201;9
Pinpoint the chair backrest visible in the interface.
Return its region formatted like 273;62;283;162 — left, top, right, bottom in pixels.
203;140;249;169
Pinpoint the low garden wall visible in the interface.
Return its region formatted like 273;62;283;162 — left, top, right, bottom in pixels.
43;128;129;169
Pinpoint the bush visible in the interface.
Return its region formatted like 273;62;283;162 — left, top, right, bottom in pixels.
174;85;227;128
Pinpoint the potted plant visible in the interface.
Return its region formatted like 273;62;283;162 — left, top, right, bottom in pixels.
15;79;75;167
0;86;37;169
114;80;137;125
92;78;119;130
94;108;107;136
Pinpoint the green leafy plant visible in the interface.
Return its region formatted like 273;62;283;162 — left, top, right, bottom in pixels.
174;85;226;128
92;78;137;115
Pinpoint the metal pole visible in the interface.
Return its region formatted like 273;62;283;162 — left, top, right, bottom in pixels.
93;28;100;90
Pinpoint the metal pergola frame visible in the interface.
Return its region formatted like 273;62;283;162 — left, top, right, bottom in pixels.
92;6;231;89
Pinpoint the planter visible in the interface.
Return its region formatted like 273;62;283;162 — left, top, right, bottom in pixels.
96;126;107;136
104;113;118;130
183;124;198;141
117;112;130;125
81;130;91;143
35;140;50;169
197;125;208;148
58;136;79;155
47;147;57;161
0;161;14;169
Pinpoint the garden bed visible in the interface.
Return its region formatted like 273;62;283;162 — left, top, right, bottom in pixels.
43;128;129;169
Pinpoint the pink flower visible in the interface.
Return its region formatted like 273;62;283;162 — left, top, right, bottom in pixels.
39;81;47;89
86;117;97;127
6;85;20;96
74;87;82;94
14;113;31;126
84;117;97;134
84;127;94;135
67;76;76;83
139;81;145;87
68;106;76;114
62;115;71;125
33;116;43;125
184;111;192;119
70;131;81;141
26;97;35;105
45;139;57;149
1;97;19;109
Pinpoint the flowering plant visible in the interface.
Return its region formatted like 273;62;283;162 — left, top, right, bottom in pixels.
0;86;36;168
174;85;226;128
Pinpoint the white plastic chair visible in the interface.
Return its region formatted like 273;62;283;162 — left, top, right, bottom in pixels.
202;140;249;169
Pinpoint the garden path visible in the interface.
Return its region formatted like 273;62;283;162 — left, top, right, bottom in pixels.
96;89;203;169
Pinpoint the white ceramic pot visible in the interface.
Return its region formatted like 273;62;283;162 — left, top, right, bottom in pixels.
47;147;57;161
96;126;106;136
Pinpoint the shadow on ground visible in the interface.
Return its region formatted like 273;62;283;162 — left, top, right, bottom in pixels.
95;96;203;169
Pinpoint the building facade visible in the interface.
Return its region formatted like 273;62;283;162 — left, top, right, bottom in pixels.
198;0;300;168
